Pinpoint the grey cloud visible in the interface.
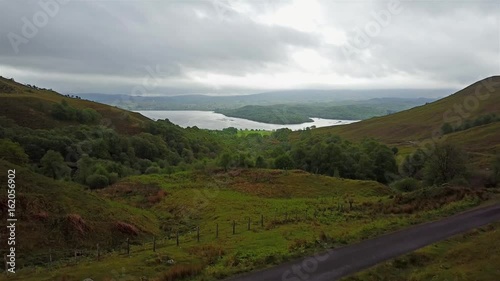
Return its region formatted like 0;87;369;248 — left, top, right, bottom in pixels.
0;1;317;78
0;0;498;94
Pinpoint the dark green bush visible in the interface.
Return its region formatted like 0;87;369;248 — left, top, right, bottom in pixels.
145;166;161;174
390;177;421;192
86;174;109;189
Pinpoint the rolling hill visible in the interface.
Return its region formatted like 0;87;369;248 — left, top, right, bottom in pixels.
0;77;150;135
313;76;500;166
0;160;160;266
315;76;499;142
78;89;448;111
0;75;498;280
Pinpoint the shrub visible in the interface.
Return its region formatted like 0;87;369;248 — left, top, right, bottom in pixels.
85;174;109;189
0;139;29;165
274;154;294;170
441;122;454;134
157;264;203;281
390;177;421;192
145;166;161;174
108;172;119;184
449;176;469;187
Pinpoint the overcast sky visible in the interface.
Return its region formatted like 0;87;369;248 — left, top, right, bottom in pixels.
0;0;499;96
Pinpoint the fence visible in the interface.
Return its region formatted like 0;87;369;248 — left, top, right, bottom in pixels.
3;204;351;274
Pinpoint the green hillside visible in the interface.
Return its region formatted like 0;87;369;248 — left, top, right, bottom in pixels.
315;76;499;143
216;98;435;125
312;76;500;167
0;160;160;266
0;76;499;280
0;77;149;134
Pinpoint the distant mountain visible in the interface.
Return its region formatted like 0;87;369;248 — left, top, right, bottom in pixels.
216;98;438;124
315;76;500;167
77;89;452;111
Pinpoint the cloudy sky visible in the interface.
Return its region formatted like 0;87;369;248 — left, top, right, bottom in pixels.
0;0;499;96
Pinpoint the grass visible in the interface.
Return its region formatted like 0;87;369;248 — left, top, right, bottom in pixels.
313;76;500;144
0;76;149;135
236;129;272;137
305;76;500;170
0;160;160;268
342;222;500;281
2;76;499;280
7;168;495;281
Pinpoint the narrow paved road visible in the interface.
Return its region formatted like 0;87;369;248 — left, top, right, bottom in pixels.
225;204;500;281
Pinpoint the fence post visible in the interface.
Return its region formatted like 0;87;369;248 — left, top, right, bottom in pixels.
261;215;264;227
49;248;52;265
176;231;179;246
153;236;156;252
232;220;236;235
97;244;100;261
197;226;200;242
216;223;219;239
126;238;130;256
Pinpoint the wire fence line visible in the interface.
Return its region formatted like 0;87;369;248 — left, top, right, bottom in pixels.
3;205;351;274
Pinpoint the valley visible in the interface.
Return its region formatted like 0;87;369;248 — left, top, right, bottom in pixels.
0;76;499;280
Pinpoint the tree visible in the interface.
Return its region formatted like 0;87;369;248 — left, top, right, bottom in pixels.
423;143;467;186
441;122;454;135
255;156;267;168
86;174;109;189
400;149;427;178
372;147;397;183
75;154;93;184
0;139;29;165
494;155;500;182
218;152;233;171
274;154;294;170
40;150;70;180
391;146;399;155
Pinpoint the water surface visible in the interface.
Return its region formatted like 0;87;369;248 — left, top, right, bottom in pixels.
137;110;358;131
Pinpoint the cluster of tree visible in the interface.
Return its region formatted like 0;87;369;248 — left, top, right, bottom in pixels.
2;96;496;193
441;113;498;135
287;135;397;183
51;100;101;123
215;128;398;184
399;142;469;188
0;116;222;189
62;94;82;99
217;105;313;124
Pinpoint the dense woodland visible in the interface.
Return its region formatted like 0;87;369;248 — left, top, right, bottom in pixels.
1;98;498;191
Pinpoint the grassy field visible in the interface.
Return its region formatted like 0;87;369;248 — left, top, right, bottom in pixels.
7;168;494;281
236;129;272;137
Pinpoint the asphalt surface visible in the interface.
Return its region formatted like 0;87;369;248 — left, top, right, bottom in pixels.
224;204;500;281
